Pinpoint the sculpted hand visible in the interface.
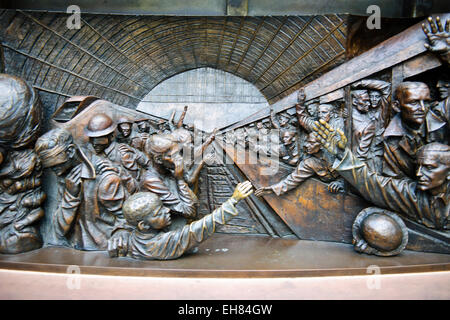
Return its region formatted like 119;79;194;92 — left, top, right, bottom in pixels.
312;119;347;157
422;16;450;62
327;180;345;193
65;165;81;196
231;181;253;202
96;159;119;175
108;231;129;258
254;186;273;197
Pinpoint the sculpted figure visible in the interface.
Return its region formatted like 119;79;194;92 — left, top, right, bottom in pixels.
107;181;253;260
116;116;134;145
131;117;153;151
313;119;449;231
431;79;450;126
142;134;198;220
0;74;45;254
270;107;300;165
85;113;150;183
351;80;391;172
278;131;300;166
296;89;344;134
35;128;132;250
255;132;345;197
383;82;448;179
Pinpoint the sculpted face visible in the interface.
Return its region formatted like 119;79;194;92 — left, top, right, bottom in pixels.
282;132;295;145
90;136;110;154
307;104;318;118
118;123;132;138
353;91;371;113
318;105;332;122
416;151;449;191
369;91;382;108
436;80;449;100
137;121;149;133
304;134;321;154
398;86;429;128
144;204;171;230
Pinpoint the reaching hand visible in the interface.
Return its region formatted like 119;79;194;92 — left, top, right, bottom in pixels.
254;186;273;197
231;181;254;202
312;119;347;156
327;180;345;193
108;231;130;258
422;16;450;61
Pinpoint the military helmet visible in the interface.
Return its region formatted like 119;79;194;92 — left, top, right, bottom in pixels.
116;116;133;125
84;113;116;137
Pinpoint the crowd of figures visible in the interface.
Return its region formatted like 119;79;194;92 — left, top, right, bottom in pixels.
0;16;448;259
231;17;450;256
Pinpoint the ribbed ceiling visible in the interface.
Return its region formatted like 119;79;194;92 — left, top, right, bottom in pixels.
0;10;347;119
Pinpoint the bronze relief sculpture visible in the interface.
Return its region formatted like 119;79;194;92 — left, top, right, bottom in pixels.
0;74;45;254
0;13;448;263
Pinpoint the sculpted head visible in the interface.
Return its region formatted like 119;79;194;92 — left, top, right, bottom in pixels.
304;132;321;155
85;114;116;154
436;80;449;100
416;143;450;192
123;192;171;231
351;89;371;113
136;118;150;133
369;90;383;109
318;104;334;122
281;131;296;146
117;116;133;138
394;82;430;129
35;128;78;176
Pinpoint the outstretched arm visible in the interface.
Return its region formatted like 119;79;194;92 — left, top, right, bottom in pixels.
128;181;254;260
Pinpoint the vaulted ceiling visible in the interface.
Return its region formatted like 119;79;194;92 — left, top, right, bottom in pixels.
0;10;348;119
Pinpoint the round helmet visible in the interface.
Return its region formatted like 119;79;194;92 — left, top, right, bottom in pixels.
84;113;116;137
116;116;133;125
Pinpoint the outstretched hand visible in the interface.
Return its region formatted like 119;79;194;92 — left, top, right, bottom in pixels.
232;181;254;202
422;16;450;62
312;119;347;157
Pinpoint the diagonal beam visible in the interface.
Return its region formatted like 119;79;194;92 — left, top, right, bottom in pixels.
17;10;152;92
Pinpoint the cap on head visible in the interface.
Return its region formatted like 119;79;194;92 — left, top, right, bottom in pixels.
116;116;133;125
84;113;116;137
122;192;163;226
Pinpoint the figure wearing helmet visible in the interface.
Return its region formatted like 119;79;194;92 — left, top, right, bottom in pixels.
35;128;133;251
85;113;151;182
116;116;135;145
130;117;154;151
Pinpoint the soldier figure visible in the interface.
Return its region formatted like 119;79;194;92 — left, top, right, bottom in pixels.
35;128;132;250
85;113;150;182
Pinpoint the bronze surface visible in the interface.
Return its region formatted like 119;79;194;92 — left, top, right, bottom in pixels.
0;234;448;278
